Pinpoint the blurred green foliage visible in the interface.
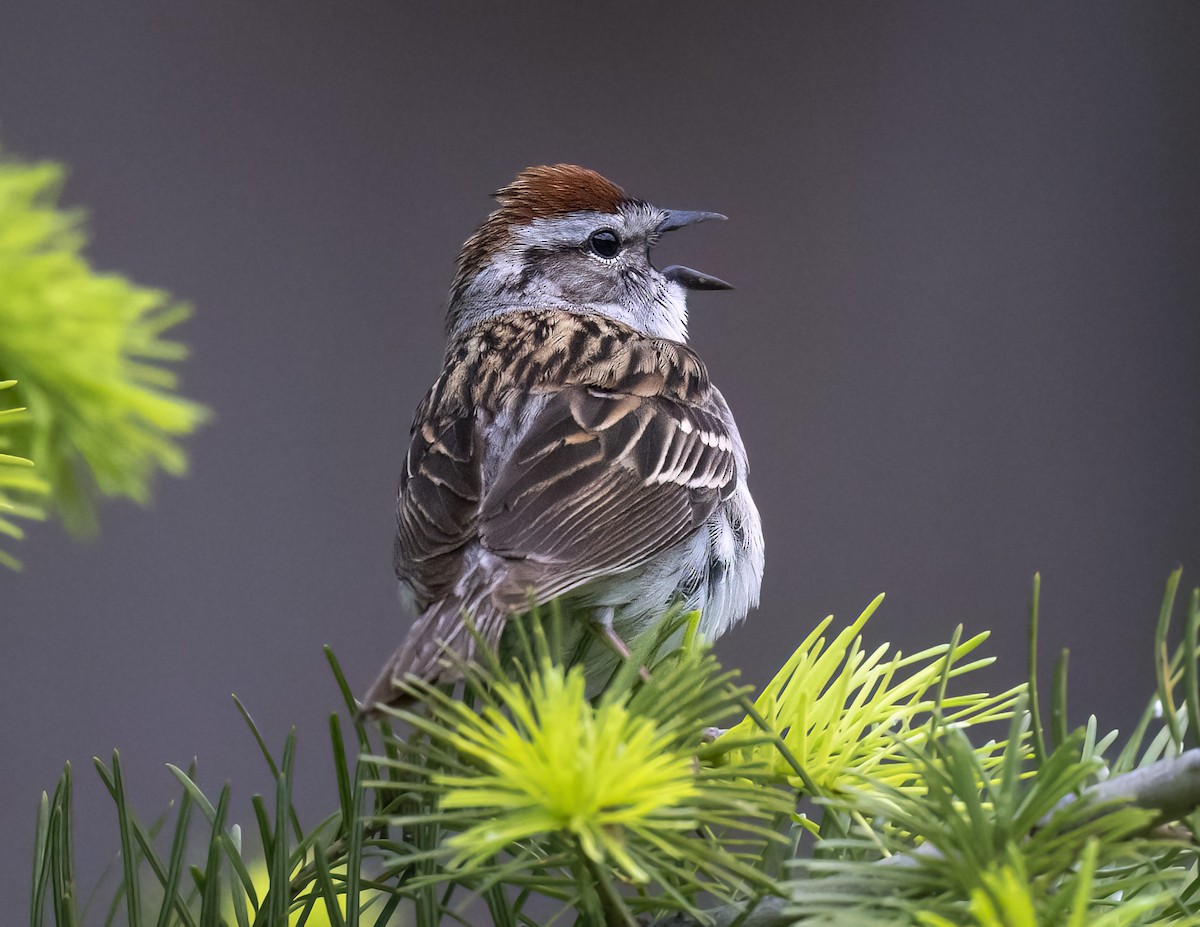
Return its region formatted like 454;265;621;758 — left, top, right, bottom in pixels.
0;147;206;564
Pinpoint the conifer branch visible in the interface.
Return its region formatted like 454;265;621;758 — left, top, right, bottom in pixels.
649;748;1200;927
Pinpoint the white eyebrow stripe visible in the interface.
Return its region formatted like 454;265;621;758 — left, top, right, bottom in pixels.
514;212;617;248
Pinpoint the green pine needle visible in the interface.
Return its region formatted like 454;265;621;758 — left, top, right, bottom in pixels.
715;594;1025;796
372;608;793;920
27;575;1200;926
0;378;49;568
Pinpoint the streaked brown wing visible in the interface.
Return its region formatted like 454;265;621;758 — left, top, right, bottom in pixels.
393;387;481;605
479;386;737;603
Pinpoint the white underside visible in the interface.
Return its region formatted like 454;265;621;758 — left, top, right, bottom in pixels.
569;477;763;666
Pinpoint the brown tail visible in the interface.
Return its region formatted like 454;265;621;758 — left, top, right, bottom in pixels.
359;596;508;717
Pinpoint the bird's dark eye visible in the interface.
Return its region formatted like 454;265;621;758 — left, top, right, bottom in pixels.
587;229;621;259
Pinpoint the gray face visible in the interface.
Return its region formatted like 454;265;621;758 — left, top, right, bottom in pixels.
513;204;669;308
451;203;696;343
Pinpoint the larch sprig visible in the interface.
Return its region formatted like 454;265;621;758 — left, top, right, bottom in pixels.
717;594;1024;794
0;147;207;544
435;659;697;880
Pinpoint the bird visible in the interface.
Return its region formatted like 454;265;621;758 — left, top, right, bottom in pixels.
362;164;763;711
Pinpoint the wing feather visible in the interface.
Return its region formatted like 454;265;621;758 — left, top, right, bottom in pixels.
393;393;481;601
480;386;736;602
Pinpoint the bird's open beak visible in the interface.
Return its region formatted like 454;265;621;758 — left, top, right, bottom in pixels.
657;209;727;232
660;265;734;290
656;210;733;290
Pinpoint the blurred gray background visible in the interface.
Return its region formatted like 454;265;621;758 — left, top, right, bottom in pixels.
2;1;1199;912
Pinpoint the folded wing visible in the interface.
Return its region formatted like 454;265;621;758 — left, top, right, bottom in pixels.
480;385;737;604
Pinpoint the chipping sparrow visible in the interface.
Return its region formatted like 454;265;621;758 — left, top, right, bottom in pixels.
362;165;763;710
